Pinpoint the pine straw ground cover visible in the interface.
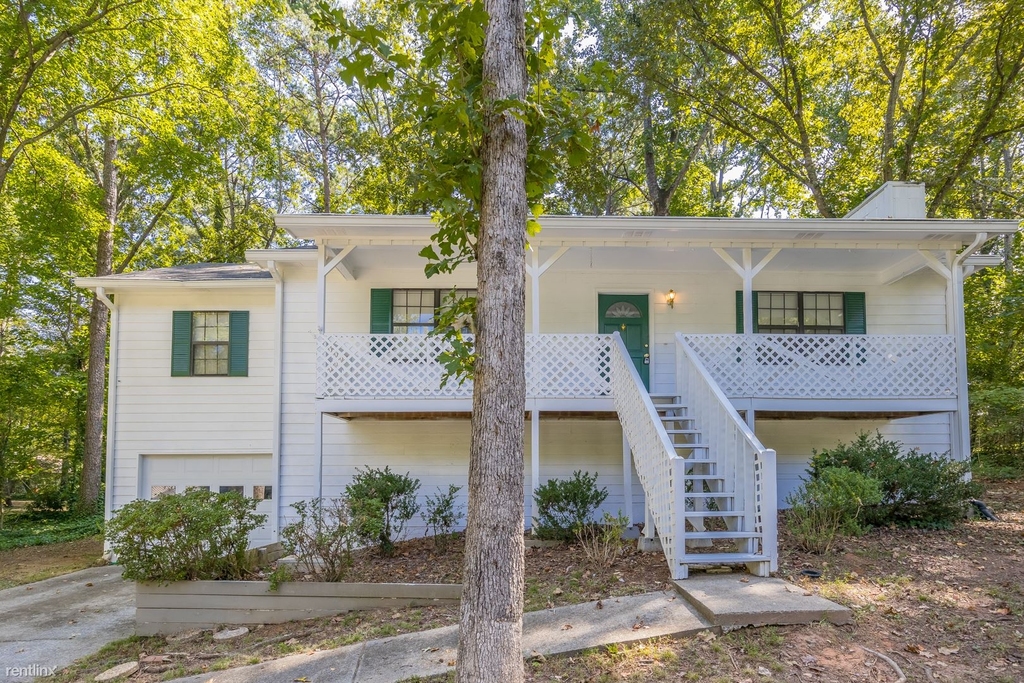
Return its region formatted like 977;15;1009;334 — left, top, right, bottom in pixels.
412;476;1023;683
51;535;671;682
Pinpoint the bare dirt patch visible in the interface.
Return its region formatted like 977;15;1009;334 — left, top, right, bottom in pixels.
0;535;106;590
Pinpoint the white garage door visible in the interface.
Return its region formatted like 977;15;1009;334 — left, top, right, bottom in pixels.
139;454;274;546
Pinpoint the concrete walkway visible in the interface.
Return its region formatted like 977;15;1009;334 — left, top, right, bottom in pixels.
167;575;851;683
0;565;135;681
171;591;710;683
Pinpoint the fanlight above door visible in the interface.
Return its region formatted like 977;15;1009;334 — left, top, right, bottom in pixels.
604;301;642;318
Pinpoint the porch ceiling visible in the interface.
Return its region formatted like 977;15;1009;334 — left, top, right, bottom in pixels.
335;244;952;275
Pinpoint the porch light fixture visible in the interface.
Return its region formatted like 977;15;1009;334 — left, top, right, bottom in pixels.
666;289;676;308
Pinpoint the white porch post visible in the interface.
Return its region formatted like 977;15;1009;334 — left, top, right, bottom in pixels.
530;249;540;335
316;242;327;334
313;408;324;500
742;248;754;335
524;245;569;515
951;260;972;462
950;234;987;465
622;431;633;525
713;247;781;335
922;233;986;464
530;409;540;525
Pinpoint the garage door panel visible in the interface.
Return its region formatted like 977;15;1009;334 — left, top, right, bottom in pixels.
140;454;273;545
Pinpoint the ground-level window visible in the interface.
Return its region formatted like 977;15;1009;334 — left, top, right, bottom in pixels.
372;289;476;334
219;485;244;495
737;291;865;334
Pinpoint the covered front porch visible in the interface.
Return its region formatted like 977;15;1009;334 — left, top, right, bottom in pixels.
314;331;958;416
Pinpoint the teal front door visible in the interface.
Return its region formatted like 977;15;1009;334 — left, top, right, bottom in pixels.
599;294;650;389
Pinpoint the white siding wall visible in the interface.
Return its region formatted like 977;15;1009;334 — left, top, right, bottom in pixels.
108;256;955;539
110;288;276;512
319;417;642;536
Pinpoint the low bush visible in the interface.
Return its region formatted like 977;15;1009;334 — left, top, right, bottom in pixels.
575;511;630;567
424;485;464;552
280;497;357;582
345;466;420;556
533;470;609;541
809;432;982;529
786;467;882;554
106;488;266;582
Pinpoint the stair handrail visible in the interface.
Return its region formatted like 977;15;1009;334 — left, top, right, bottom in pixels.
676;333;778;571
609;332;687;579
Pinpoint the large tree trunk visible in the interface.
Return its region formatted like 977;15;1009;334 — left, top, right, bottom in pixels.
78;135;117;513
455;0;528;678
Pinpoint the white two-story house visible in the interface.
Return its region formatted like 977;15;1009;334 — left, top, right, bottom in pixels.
76;182;1019;579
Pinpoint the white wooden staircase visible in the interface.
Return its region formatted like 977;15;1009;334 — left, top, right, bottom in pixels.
649;394;771;574
610;332;778;580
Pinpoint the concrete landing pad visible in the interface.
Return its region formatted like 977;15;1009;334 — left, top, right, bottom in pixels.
673;575;852;628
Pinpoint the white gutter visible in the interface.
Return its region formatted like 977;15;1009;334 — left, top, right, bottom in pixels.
266;261;285;541
950;233;988;464
95;287;119;554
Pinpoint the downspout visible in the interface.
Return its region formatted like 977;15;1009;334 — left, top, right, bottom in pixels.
95;287;118;556
267;261;285;540
950;233;987;464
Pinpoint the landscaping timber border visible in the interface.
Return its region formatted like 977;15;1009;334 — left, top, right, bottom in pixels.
136;581;462;635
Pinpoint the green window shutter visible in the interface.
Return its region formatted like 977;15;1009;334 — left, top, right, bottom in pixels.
228;311;249;377
844;292;866;334
171;311;193;376
734;291;759;333
370;289;393;333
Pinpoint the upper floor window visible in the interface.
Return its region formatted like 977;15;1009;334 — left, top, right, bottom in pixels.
758;292;845;335
171;310;249;376
192;312;231;375
370;289;476;334
736;291;865;334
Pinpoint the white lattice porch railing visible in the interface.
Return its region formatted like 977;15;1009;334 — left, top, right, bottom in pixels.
680;334;956;400
609;333;687;579
316;333;612;400
676;333;778;572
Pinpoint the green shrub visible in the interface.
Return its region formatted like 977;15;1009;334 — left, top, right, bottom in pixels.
345;466;420;556
533;470;609;541
809;432;981;528
424;485;464;551
281;497;357;581
106;488;266;582
786;467;882;554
